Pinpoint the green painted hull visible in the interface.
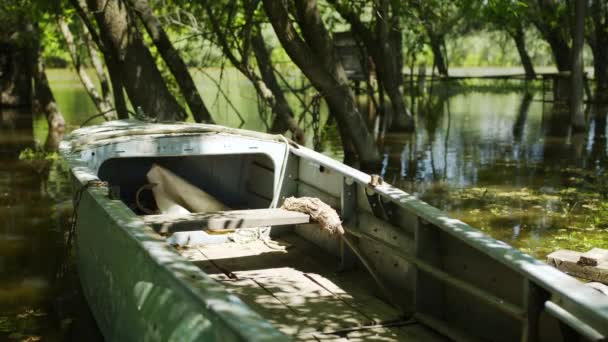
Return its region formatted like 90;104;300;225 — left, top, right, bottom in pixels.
74;185;286;341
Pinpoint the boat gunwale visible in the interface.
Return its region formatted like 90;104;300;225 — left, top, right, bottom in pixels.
61;120;291;153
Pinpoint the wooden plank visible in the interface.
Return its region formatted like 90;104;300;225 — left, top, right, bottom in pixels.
578;248;608;267
547;250;608;284
142;208;309;234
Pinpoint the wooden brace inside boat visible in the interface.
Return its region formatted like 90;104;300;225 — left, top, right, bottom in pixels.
143;209;310;234
143;164;310;234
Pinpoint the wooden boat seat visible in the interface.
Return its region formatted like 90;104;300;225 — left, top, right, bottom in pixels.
142;208;310;235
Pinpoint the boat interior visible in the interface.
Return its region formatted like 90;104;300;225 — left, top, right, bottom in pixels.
97;153;445;341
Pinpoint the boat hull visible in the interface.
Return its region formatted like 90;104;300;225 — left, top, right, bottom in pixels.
74;182;284;341
61;120;608;342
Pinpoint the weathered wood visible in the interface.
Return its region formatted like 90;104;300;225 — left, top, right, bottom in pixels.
578;248;608;267
547;249;608;284
143;208;309;234
186;234;437;341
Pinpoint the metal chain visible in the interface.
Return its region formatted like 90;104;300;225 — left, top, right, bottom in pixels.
311;94;322;151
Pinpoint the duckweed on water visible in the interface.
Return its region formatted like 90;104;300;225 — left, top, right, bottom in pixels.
441;182;608;259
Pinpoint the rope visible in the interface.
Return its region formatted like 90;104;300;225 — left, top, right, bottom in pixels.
66;180;108;248
56;180;108;281
281;196;397;309
135;183;158;215
79;108;116;127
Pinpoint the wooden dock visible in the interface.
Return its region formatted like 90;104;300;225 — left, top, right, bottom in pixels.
403;66;595;81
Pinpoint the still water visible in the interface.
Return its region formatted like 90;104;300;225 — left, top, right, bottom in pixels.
1;68;607;339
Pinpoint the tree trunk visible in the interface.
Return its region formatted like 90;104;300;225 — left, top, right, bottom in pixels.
263;0;380;168
591;45;608;103
570;0;586;131
82;20;112;109
251;29;305;143
0;22;34;107
428;31;448;76
327;0;414;132
33;54;65;131
0;45;32;107
126;0;213;123
588;0;608;103
375;1;414;131
71;0;129;119
58;17;116;120
511;28;536;79
86;0;186;121
529;0;571;72
512;92;533;141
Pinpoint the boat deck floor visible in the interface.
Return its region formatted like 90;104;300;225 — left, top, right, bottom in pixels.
178;233;445;341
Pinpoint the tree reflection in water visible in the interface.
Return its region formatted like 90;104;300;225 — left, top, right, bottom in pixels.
0;109;101;341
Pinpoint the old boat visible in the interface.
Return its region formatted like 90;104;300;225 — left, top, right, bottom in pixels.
60;120;608;341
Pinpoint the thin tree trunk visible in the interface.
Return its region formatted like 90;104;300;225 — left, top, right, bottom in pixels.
511;28;536;79
204;4;303;140
588;0;608;103
263;0;380;168
86;0;186;121
251;29;305;143
375;0;414;131
71;0;129;119
58;17;116;120
428;32;448;76
126;0;213;123
571;0;586;131
81;20;112;108
591;45;608;103
34;54;65;131
512;92;533;141
326;0;414;132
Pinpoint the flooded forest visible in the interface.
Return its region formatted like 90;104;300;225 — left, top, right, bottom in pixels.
1;0;608;340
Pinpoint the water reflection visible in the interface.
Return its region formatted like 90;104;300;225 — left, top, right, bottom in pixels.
0;109;100;341
375;90;608;258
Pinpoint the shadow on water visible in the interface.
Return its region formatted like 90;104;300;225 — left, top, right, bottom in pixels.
0;109;102;341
